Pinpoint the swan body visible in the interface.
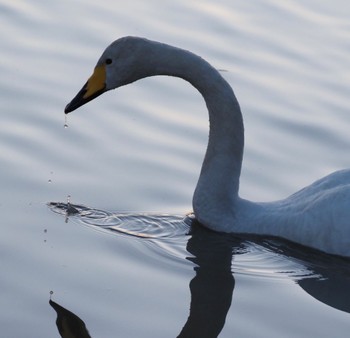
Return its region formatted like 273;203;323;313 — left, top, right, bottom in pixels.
65;36;350;257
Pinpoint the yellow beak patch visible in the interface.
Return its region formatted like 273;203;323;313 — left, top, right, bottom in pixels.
83;64;106;99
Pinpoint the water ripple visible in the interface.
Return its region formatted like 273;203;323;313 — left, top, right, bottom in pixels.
48;201;330;283
231;240;316;280
48;202;191;239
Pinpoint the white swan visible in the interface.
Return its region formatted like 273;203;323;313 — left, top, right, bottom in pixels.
65;36;350;257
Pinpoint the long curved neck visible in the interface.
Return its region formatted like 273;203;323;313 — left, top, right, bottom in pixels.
144;42;244;229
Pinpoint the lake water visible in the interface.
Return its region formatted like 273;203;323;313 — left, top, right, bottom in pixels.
1;0;350;337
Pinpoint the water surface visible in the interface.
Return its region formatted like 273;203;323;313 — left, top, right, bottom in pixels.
1;0;350;337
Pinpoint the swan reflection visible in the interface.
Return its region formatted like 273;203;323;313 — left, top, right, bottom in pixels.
49;203;350;337
177;224;237;337
50;298;92;338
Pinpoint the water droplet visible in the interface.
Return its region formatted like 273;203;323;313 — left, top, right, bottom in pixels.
64;115;69;128
48;179;52;183
44;229;47;233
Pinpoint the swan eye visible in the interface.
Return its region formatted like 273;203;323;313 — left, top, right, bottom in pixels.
106;58;112;65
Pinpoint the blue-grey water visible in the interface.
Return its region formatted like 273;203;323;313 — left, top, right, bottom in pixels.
1;1;350;337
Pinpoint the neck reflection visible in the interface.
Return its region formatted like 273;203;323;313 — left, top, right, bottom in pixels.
177;222;240;337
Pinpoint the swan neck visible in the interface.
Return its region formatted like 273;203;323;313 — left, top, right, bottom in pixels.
147;43;244;229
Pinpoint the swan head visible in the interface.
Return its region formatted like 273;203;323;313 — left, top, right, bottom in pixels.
65;36;155;113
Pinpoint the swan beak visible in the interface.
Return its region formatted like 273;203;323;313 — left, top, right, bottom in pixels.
65;65;106;114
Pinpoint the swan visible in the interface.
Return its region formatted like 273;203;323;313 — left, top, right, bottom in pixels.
65;36;350;257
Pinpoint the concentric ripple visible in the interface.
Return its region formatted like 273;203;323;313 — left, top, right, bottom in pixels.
48;202;191;239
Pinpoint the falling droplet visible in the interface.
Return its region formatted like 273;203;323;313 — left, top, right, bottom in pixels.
64;114;69;128
48;179;52;183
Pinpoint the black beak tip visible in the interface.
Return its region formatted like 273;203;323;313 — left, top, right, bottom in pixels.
64;102;74;114
64;82;89;114
64;104;71;114
64;82;106;114
64;100;80;114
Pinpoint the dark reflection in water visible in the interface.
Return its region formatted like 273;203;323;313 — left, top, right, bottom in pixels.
177;225;238;337
50;298;92;338
49;203;350;337
265;239;350;313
